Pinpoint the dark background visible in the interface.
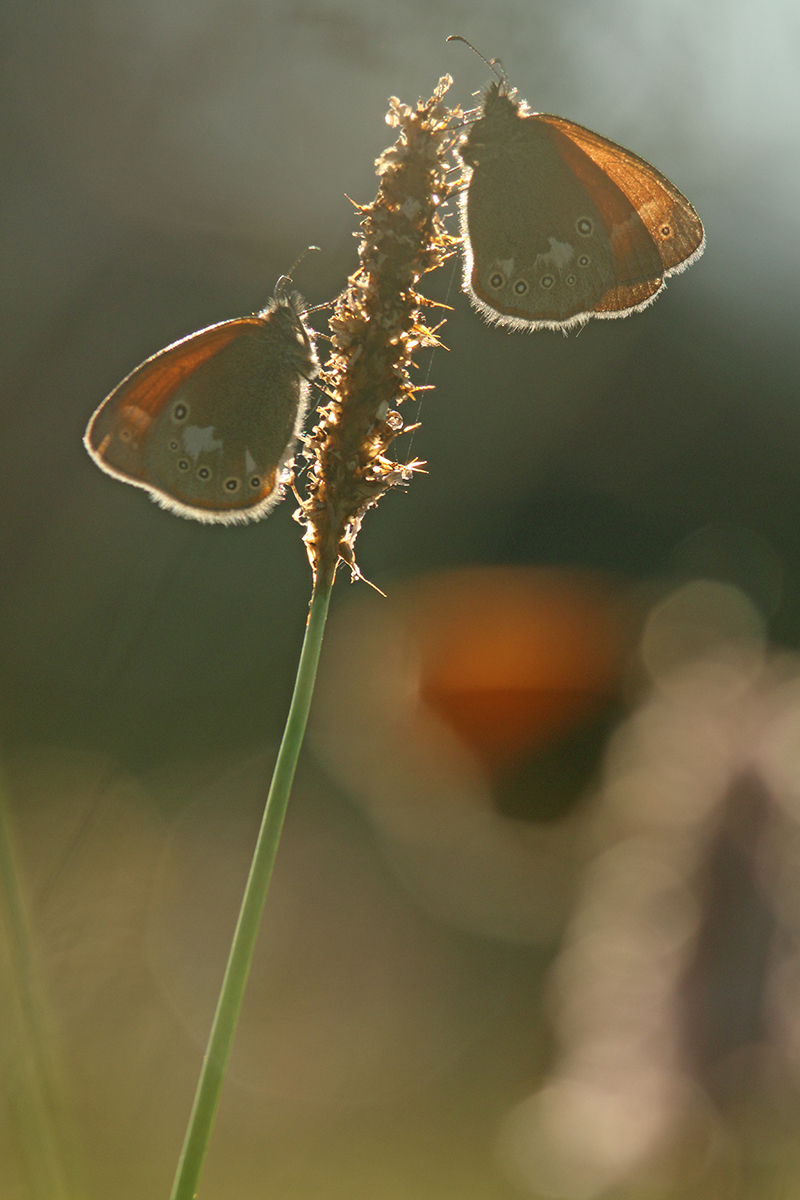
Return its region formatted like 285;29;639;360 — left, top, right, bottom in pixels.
1;2;799;1198
3;0;800;766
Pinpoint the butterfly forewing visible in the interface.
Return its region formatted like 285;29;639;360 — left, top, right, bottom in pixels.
86;320;262;470
538;114;705;274
540;123;664;290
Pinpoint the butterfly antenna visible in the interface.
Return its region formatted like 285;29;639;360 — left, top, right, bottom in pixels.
275;246;322;299
446;35;505;84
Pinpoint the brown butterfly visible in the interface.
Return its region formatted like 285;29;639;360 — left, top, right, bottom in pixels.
84;278;319;523
457;81;705;331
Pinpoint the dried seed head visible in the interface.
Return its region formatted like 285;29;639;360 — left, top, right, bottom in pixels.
298;77;459;586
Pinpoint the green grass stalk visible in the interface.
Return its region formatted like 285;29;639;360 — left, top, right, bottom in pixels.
169;567;334;1200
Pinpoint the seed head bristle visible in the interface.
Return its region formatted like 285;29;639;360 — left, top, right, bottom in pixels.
299;77;459;585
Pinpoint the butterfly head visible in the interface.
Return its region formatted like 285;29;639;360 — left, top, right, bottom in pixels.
458;81;531;172
258;281;320;383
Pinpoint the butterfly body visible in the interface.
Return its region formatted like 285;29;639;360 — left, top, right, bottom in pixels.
459;83;705;331
85;287;318;524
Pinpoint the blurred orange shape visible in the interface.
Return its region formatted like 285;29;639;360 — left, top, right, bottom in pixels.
412;568;633;768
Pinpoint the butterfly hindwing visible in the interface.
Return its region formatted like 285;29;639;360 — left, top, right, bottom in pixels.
84;292;318;523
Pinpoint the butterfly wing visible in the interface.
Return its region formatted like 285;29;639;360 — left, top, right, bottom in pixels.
537;114;705;277
460;84;704;329
463;114;624;329
84;313;312;524
86;318;262;471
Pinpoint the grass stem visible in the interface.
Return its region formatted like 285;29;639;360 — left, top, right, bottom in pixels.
169;567;334;1200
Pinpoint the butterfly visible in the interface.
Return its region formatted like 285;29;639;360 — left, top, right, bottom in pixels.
457;81;705;331
84;277;319;524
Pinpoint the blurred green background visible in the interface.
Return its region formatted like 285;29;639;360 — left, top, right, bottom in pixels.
2;1;800;1197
